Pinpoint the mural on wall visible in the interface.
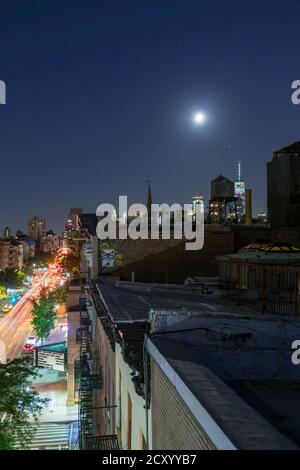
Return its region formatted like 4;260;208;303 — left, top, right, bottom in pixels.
101;249;115;268
100;243;123;268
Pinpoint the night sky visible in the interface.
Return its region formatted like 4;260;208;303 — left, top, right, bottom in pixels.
0;0;300;233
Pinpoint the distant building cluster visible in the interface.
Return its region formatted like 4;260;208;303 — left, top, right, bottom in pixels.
0;216;61;271
61;208;94;257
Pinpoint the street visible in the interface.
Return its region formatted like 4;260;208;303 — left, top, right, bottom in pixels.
0;267;78;450
0;269;60;361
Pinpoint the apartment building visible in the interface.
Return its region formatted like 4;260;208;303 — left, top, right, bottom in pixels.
146;313;300;450
81;278;300;450
0;240;10;270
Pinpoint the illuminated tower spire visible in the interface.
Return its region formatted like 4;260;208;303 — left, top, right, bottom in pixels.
234;161;246;222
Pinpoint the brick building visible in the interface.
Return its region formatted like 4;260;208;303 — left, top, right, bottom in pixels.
66;279;83;405
0;240;10;270
86;279;149;449
79;274;300;450
146;312;300;450
149;353;216;450
98;227;234;283
84;278;255;449
88;281;116;438
96;226;300;285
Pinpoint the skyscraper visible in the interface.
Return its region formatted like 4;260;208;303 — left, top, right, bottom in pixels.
267;141;300;228
28;216;46;240
69;208;83;230
234;161;246;222
3;226;12;239
192;195;204;221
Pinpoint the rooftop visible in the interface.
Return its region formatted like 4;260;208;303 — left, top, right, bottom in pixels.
217;241;300;265
148;313;300;449
94;279;257;324
245;240;300;253
273;140;300;158
79;213;98;235
211;174;234;184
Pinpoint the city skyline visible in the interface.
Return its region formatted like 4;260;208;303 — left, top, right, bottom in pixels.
0;155;269;235
1;1;300;455
0;1;299;232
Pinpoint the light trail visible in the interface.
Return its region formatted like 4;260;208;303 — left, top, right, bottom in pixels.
0;270;62;361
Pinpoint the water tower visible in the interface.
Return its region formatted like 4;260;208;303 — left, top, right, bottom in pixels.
208;175;238;224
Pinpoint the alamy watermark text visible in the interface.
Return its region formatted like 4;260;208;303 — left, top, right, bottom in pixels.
0;80;6;104
96;196;204;251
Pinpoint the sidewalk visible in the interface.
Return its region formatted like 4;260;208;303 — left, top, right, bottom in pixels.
32;379;78;423
31;321;78;425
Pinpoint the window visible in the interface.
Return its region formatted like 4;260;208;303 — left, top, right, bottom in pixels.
76;328;81;343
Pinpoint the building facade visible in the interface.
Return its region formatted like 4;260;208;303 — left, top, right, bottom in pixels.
40;231;61;253
217;242;300;316
267;141;300;229
28;216;46;241
85;279;155;450
146;311;300;450
0;240;10;270
66;280;82;405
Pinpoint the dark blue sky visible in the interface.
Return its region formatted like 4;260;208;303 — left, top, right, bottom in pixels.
0;0;300;233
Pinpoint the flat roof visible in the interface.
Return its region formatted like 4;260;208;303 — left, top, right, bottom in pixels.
274;140;300;157
94;279;256;323
229;380;300;448
149;330;300;449
217;250;300;265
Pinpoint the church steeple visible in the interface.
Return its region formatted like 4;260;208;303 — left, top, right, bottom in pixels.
146;180;152;224
147;180;152;213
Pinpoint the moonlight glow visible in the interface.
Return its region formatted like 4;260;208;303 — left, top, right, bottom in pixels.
193;112;206;125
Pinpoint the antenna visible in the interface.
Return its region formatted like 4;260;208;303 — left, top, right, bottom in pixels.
238;161;241;182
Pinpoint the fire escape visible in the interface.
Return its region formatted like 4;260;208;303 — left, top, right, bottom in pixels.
78;291;119;450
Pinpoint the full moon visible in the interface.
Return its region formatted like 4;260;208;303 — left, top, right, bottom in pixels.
193;112;206;124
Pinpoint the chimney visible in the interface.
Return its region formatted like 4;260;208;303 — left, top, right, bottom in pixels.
245;189;252;225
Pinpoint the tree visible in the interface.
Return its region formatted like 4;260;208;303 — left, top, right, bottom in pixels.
32;295;56;342
28;252;54;268
49;286;67;304
0;268;25;289
61;254;80;275
23;264;34;278
0;356;47;449
0;285;8;300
